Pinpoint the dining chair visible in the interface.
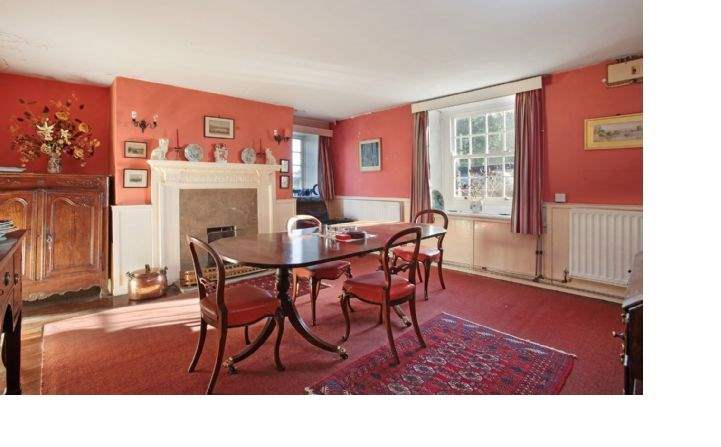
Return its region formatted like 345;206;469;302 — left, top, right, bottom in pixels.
339;226;426;365
186;235;284;394
287;215;352;326
391;209;449;300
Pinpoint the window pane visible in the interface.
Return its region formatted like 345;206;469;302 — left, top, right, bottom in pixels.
456;137;470;155
488;113;503;132
470;177;485;200
455;118;469;136
488;133;503;154
469;158;485;199
471;135;486;154
487;157;504;198
292;138;302;153
505;110;515;131
469;158;485;177
455;159;469;197
471;115;486;134
292;152;301;165
504;156;515;199
505;130;515;152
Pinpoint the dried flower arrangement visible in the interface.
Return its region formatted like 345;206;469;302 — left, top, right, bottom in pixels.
9;95;100;173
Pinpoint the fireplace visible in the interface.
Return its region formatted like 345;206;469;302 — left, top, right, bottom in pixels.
146;160;281;285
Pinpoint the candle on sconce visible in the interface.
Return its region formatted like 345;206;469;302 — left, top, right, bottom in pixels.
131;111;137;119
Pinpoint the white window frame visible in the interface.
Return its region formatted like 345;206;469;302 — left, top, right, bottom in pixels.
436;95;515;214
291;137;303;195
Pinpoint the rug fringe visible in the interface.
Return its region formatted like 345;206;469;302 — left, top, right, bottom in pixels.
440;312;578;358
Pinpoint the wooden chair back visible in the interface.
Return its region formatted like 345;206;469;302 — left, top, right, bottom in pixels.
414;209;449;248
381;226;422;286
186;235;227;317
286;214;322;233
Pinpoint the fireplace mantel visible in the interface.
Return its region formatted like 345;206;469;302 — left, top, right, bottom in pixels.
147;160;281;284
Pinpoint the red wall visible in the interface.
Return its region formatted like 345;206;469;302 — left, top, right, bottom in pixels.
112;77;294;205
0;73;111;175
543;62;642;204
330;104;412;198
328;62;642;205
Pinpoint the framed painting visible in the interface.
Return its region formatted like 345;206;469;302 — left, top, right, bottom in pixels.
204;116;235;139
280;159;290;173
279;174;290;189
359;138;381;171
123;169;149;188
124;141;147;158
584;113;642;150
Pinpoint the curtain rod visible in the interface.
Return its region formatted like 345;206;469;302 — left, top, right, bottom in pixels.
411;76;543;114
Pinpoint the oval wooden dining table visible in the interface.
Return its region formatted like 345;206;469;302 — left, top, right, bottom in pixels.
210;222;447;367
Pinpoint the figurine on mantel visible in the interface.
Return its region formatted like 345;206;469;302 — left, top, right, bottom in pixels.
214;144;228;163
150;138;169;160
265;148;277;165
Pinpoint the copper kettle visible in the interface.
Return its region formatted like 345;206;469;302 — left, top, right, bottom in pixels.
127;264;167;301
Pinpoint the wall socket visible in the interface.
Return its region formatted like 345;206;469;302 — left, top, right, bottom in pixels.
554;193;567;203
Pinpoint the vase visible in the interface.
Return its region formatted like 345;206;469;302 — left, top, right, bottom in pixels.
47;154;62;174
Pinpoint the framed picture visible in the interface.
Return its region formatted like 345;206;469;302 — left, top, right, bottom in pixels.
584;113;642;150
204;116;235;139
279;175;290;189
359;138;381;171
280;159;290;173
123;169;149;188
124;141;147;158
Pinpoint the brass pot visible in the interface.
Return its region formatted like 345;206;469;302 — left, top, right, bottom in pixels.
127;264;167;301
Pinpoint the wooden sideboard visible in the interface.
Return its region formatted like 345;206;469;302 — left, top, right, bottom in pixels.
1;230;24;394
0;174;109;300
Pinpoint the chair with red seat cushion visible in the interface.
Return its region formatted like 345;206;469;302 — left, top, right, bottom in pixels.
287;215;352;326
186;235;284;394
391;209;449;300
340;227;426;365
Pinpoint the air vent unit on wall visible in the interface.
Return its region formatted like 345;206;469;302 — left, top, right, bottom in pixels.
604;57;643;87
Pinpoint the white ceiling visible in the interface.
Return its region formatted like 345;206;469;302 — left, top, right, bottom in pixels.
0;0;642;120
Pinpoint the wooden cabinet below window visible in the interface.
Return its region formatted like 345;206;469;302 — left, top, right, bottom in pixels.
0;174;109;300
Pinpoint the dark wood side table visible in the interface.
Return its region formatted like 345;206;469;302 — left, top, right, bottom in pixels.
1;230;25;395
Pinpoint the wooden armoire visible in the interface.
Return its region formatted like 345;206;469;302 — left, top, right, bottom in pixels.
0;173;109;300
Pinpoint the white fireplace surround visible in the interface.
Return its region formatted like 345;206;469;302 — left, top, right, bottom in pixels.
147;160;281;284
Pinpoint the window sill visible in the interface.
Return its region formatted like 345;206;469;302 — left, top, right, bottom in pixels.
444;210;512;222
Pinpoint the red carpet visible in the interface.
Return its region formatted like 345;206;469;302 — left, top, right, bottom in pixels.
307;313;575;394
40;256;624;394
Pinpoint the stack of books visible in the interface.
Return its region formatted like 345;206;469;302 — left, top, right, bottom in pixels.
0;219;17;241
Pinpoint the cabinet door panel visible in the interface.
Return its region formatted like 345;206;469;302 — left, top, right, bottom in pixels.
443;217;474;267
42;191;102;279
0;191;37;281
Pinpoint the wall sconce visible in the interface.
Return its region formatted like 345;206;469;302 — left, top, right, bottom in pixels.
131;111;158;132
273;129;290;144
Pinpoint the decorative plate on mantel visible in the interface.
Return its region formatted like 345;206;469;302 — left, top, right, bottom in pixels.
240;147;257;164
184;144;203;162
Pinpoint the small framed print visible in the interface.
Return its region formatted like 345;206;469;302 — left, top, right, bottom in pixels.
279;175;290;189
123;169;149;188
124;141;147;158
359;138;381;171
280;159;290;173
204;116;235;139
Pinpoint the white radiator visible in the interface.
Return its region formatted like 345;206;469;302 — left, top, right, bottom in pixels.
336;197;403;222
568;208;642;286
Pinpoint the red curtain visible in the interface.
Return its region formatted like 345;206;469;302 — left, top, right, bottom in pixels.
318;135;335;202
511;89;543;235
410;111;430;222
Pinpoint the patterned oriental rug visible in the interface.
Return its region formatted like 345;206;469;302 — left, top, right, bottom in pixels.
306;313;575;395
